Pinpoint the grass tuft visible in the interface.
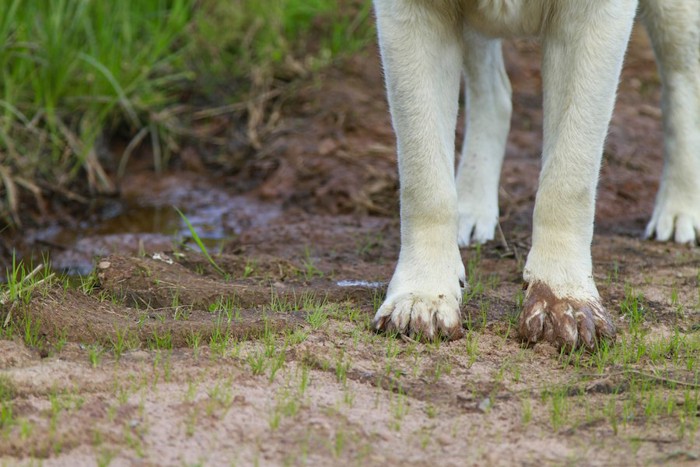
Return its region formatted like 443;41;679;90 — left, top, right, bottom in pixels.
1;0;374;223
0;0;195;222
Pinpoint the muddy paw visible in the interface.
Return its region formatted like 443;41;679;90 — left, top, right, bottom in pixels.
372;294;464;341
518;282;616;350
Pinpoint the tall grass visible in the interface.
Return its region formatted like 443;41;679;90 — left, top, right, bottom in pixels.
0;0;374;226
189;0;373;94
0;0;194;223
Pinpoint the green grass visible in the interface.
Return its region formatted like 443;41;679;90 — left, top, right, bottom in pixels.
175;206;227;276
1;0;374;224
0;258;52;340
247;350;268;376
0;375;16;429
620;284;647;332
0;0;194;222
2;257;54;309
87;344;105;368
191;0;372;86
110;328;139;360
149;329;173;350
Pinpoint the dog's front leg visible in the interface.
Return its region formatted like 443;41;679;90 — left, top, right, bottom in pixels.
519;1;638;349
371;2;465;340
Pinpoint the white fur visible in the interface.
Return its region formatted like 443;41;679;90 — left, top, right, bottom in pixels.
372;1;467;336
373;0;644;334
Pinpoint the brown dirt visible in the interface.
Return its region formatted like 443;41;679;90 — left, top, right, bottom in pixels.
2;26;700;466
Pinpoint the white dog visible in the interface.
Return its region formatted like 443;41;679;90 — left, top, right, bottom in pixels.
371;0;700;349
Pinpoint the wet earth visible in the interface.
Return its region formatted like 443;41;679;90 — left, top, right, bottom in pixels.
1;27;700;465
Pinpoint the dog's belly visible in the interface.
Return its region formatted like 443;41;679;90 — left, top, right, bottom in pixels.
407;0;554;37
463;0;552;37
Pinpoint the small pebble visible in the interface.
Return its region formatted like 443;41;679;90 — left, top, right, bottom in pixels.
478;397;492;413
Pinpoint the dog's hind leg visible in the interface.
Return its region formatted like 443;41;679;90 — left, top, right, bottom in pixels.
456;30;512;247
519;1;637;350
371;1;466;340
641;0;700;245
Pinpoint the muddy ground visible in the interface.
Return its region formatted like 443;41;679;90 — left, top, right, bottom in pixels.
1;26;700;466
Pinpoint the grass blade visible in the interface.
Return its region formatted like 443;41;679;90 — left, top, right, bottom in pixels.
174;206;225;276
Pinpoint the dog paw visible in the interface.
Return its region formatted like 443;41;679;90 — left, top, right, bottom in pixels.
645;189;700;245
518;282;615;350
457;205;498;247
372;293;464;341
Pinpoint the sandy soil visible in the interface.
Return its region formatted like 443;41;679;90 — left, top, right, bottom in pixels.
1;26;700;466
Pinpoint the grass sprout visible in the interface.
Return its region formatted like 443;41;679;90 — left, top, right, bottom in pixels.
175;207;226;276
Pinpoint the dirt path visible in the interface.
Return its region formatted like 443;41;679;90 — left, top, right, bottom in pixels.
1;27;700;466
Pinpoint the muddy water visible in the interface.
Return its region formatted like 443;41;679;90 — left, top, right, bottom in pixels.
29;173;280;275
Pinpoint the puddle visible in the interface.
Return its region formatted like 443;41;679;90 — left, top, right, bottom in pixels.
336;280;384;288
26;173;281;275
